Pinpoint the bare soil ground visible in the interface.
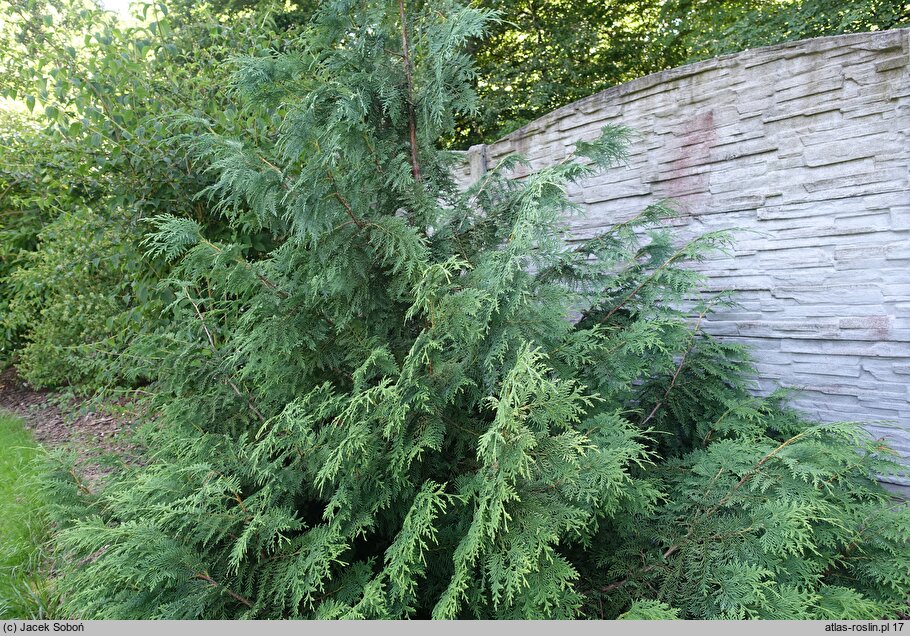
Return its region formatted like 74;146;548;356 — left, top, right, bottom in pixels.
0;367;140;489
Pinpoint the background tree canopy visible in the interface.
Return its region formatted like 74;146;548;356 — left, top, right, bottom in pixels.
460;0;910;145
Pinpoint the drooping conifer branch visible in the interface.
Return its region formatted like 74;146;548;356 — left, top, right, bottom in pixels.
183;288;266;423
638;308;708;429
326;171;366;228
603;231;730;321
199;237;289;299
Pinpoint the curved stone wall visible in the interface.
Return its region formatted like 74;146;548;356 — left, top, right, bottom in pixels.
456;29;910;487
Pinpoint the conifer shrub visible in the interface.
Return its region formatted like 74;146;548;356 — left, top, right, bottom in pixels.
48;0;910;619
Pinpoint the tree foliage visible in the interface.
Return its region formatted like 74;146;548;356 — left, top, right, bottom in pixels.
44;0;910;619
0;0;288;387
459;0;910;145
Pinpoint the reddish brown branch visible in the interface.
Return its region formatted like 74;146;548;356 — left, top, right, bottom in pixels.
195;572;253;608
639;310;708;429
600;578;631;593
325;171;366;228
333;191;365;229
398;0;422;182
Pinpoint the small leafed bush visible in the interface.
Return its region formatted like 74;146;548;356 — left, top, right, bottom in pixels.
0;0;288;389
3;206;153;389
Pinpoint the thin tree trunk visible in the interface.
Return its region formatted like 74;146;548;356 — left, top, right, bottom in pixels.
398;0;422;182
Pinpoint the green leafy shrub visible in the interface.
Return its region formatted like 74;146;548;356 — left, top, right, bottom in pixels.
45;0;910;619
0;113;93;360
3;206;154;389
0;0;286;388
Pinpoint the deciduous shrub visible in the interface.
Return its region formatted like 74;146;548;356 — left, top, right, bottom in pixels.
0;1;293;389
3;206;152;389
0;114;90;361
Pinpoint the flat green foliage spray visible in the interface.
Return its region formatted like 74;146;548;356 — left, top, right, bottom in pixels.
50;0;910;619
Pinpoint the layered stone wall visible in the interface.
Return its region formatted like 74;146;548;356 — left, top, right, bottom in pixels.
455;29;910;488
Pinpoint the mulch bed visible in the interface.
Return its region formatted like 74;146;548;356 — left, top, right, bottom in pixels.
0;366;140;489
